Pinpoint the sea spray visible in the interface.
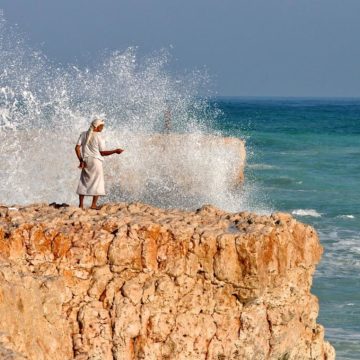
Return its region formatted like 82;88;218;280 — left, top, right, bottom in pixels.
0;13;263;212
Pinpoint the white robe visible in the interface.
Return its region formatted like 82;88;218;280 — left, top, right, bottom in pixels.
76;132;106;196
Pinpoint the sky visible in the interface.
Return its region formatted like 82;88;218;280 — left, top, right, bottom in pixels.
1;0;360;97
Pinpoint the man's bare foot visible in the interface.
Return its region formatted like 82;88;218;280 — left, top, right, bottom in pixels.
79;195;85;210
89;205;102;210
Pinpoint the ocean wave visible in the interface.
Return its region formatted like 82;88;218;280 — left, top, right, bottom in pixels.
247;163;276;170
337;214;355;219
326;327;360;342
291;209;322;217
324;327;360;360
315;229;360;278
0;13;267;213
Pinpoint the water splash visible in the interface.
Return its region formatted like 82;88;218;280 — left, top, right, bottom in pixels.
0;13;263;212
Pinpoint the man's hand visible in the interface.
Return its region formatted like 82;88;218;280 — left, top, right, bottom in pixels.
78;160;87;169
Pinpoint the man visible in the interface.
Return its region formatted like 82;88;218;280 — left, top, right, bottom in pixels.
75;118;124;209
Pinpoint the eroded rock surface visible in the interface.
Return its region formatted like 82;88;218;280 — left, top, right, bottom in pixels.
0;203;335;359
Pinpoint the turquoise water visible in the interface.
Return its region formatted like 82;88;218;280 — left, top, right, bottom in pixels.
213;98;360;360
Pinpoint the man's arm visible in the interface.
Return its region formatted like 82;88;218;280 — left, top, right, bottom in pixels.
75;145;86;168
100;148;124;156
75;145;83;161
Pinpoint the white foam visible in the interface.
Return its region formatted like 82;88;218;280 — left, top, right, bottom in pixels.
0;13;267;213
247;163;276;170
292;209;322;217
338;215;355;219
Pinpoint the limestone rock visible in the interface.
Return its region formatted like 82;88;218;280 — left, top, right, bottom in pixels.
0;203;335;359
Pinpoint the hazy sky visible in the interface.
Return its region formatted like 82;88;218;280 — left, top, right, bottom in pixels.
1;0;360;97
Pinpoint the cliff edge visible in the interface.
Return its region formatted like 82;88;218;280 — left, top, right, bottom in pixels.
0;203;335;360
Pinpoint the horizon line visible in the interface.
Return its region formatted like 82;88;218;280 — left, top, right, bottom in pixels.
211;95;360;101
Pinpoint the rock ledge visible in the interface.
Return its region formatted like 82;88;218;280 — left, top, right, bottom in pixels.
0;203;335;359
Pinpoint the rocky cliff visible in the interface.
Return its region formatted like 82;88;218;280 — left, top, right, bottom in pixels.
0;203;335;360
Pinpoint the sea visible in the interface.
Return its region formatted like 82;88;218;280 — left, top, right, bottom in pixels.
212;97;360;360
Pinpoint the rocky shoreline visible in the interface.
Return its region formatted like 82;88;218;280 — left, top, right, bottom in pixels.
0;203;335;359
